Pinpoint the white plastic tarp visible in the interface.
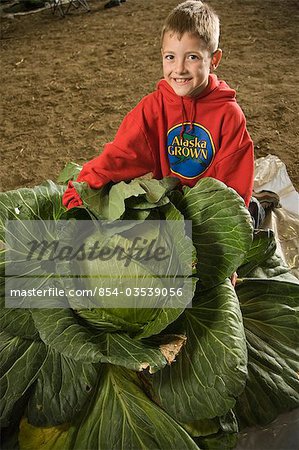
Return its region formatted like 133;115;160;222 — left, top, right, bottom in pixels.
254;154;299;279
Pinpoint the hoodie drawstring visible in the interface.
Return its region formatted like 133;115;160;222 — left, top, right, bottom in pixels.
180;97;187;138
189;99;196;133
180;97;197;138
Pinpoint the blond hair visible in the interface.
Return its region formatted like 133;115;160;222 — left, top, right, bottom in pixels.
161;1;220;53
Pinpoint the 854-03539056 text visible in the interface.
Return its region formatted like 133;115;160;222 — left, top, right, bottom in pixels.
8;286;185;299
6;280;193;309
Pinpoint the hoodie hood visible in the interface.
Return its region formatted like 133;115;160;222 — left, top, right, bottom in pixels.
156;74;236;137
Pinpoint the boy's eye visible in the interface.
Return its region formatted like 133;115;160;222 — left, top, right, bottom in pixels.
164;54;174;60
188;54;199;60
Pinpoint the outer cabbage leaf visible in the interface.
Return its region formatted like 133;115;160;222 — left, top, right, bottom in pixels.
0;181;65;275
0;331;47;427
71;365;200;450
19;418;70;450
56;162;82;184
235;279;299;427
180;418;219;437
32;308;107;363
194;431;238;450
192;412;239;450
150;280;248;423
238;230;297;281
31;309;168;372
0;181;65;231
176;178;253;287
73;176;180;221
19;366;200;450
124;177;180;210
135;302;193;340
1;394;30;450
27;348;100;427
0;282;39;340
102;332;168;372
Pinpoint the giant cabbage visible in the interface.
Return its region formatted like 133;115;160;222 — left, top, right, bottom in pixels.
0;170;298;450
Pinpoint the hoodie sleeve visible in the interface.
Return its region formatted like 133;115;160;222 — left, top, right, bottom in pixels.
62;107;156;209
212;104;254;207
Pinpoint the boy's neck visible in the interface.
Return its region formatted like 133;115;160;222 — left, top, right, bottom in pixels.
187;77;210;98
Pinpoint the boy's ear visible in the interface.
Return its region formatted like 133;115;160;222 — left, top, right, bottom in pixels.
210;49;222;71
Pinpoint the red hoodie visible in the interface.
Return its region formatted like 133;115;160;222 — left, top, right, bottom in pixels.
63;74;254;208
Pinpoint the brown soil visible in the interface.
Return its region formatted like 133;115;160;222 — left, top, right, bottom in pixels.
1;0;298;192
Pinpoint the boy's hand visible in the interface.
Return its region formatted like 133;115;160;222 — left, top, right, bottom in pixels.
62;181;83;209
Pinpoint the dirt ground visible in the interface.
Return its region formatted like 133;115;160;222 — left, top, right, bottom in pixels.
1;0;298;193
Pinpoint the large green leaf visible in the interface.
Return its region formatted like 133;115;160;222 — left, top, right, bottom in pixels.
31;308;168;372
150;280;248;422
31;308;106;363
1;393;30;450
194;431;238;450
0;305;39;340
235;279;299;427
74;307;143;334
19;365;200;450
19;418;70;450
103;332;167;372
0;281;39;340
191;411;239;449
27;348;100;427
237;230;296;281
237;230;276;276
180;417;219;437
56;162;82;184
0;181;65;230
67;365;200;450
0;331;47;427
0;181;65;274
74;176;180;221
177;178;253;287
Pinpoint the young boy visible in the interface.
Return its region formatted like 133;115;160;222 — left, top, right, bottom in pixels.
63;0;254;210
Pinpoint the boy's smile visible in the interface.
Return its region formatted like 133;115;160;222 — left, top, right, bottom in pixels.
161;32;221;97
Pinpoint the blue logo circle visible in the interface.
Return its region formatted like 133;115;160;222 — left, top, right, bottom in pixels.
167;123;215;178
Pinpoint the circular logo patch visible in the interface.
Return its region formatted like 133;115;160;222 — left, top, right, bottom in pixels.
167;123;215;178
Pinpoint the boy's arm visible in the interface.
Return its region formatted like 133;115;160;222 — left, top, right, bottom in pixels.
62;110;156;209
213;105;254;207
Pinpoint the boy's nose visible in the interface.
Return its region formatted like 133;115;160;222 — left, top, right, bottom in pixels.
175;59;187;74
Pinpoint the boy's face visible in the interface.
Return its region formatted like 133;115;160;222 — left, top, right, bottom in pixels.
161;32;221;97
